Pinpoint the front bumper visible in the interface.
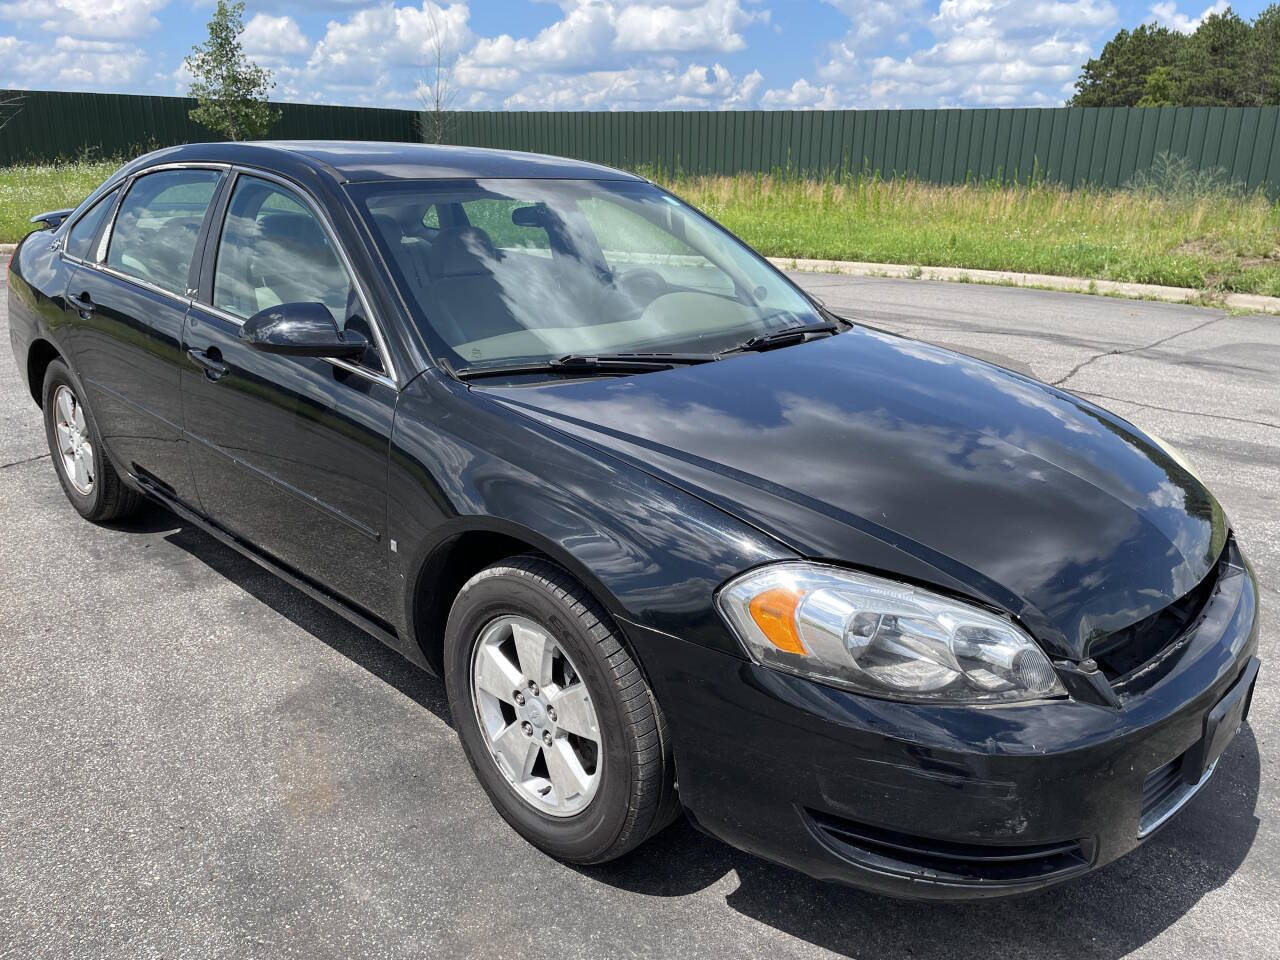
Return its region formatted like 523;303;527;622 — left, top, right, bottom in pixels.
624;549;1260;900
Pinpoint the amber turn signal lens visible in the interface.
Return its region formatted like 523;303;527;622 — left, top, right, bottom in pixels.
748;587;807;654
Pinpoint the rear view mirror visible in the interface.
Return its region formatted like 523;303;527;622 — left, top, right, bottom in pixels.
239;302;368;359
511;203;551;228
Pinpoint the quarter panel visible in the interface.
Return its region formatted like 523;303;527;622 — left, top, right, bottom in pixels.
7;232;76;400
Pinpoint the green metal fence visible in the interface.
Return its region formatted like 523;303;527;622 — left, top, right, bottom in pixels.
0;89;419;166
445;106;1280;193
6;91;1280;195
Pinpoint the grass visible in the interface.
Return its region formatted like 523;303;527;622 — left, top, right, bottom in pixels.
0;160;119;246
650;170;1280;297
4;158;1280;298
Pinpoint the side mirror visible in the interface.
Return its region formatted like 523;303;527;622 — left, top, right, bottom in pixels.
239;302;368;359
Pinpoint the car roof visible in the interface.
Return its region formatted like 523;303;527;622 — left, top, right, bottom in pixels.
131;140;644;185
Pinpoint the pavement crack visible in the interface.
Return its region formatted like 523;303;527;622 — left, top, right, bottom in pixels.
1074;390;1280;431
0;453;50;470
1051;314;1227;387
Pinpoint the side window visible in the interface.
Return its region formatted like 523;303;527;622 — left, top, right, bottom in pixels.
213;176;382;372
107;169;221;296
65;188;118;262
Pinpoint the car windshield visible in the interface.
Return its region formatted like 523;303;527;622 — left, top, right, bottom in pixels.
349;178;824;368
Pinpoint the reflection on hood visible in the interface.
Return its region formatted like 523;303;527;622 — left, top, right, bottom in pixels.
478;326;1227;658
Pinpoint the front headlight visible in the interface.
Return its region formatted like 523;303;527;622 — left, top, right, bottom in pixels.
717;563;1066;703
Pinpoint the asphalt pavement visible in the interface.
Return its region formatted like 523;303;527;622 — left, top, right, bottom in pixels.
1;271;1277;959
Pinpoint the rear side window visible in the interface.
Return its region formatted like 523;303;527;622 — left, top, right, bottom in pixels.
107;169;221;296
65;188;118;262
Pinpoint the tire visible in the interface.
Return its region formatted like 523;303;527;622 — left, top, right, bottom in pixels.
445;555;679;864
41;359;143;523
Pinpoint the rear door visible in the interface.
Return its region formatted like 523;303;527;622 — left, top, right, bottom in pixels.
64;166;224;506
181;170;398;620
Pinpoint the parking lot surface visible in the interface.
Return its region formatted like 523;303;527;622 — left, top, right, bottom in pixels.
2;270;1277;959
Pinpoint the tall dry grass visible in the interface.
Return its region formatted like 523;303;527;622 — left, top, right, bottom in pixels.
0;160;120;247
4;158;1279;296
650;169;1280;295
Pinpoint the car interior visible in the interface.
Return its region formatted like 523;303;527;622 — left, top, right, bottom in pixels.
212;179;384;372
365;192;770;364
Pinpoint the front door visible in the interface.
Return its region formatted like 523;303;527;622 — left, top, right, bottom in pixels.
181;172;397;620
64;167;224;505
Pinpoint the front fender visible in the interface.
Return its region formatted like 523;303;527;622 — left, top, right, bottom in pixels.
387;370;795;658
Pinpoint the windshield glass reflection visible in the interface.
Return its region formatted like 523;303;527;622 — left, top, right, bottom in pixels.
350;178;822;366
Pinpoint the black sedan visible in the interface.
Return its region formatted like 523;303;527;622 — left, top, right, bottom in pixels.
7;141;1260;900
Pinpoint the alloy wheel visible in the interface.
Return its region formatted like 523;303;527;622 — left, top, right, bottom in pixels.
470;614;603;817
53;385;95;495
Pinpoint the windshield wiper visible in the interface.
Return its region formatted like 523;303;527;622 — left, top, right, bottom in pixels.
720;321;843;356
453;352;717;381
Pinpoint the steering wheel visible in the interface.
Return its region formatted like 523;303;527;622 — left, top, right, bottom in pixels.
615;268;669;301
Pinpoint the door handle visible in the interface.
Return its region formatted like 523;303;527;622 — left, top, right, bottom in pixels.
68;291;94;318
188;347;230;382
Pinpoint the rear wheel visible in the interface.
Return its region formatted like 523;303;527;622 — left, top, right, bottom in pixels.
41;360;142;522
445;556;679;864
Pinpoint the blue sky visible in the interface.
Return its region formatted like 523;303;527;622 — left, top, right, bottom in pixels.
0;1;1272;110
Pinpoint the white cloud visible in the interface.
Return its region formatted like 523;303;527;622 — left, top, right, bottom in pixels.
759;78;841;108
308;1;473;74
0;33;147;89
1147;0;1229;34
793;0;1118;108
242;14;310;59
461;0;766;73
0;0;168;40
613;0;768;53
283;0;774;108
465;2;615;69
0;0;1132;112
286;1;474;104
497;61;765;110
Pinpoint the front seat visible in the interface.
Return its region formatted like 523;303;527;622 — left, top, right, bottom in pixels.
253;212;351;320
424;227;522;347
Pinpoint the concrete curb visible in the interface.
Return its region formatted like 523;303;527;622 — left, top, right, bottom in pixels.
768;257;1280;316
4;241;1275;315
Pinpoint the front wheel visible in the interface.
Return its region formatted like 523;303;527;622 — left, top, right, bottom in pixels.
445;556;678;864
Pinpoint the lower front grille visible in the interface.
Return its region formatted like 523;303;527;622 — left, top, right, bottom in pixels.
805;810;1092;887
1139;751;1216;838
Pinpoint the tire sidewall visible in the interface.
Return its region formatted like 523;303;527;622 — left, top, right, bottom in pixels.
445;567;636;862
42;360;107;519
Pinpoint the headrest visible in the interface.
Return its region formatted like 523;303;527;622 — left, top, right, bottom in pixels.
371;212;404;243
256;212;330;258
426;226;500;278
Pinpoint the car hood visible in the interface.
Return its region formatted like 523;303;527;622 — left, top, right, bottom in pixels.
477;326;1228;660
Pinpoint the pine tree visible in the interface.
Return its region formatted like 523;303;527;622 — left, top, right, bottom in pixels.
1071;24;1185;106
1136;66;1177;107
1070;6;1280;107
1247;4;1280;105
1173;9;1253;106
